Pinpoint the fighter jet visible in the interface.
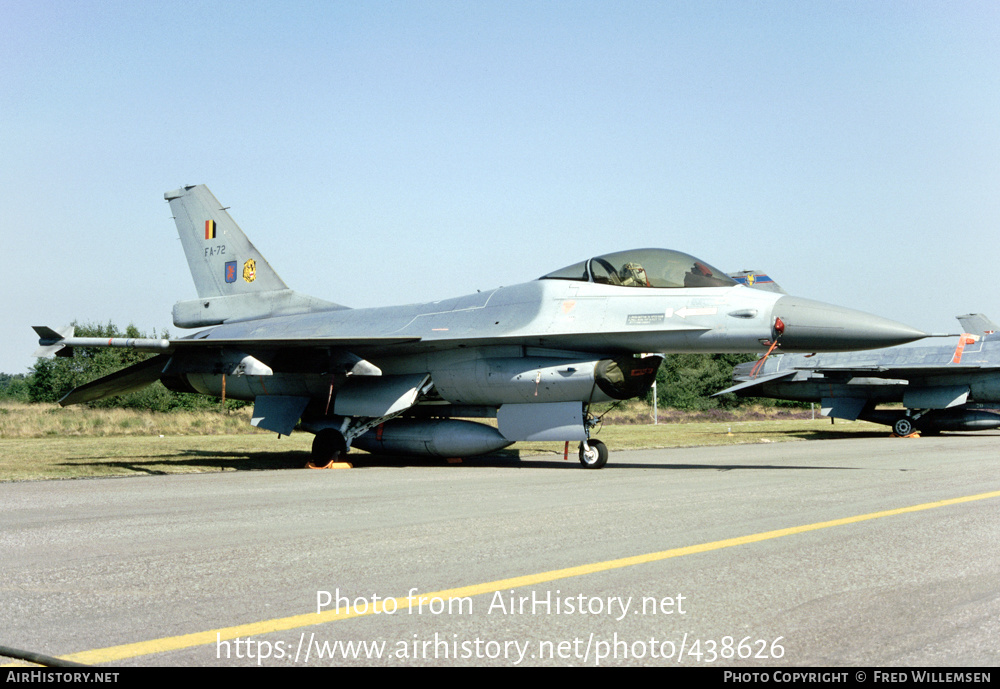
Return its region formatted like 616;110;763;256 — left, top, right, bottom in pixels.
34;185;929;468
715;314;1000;436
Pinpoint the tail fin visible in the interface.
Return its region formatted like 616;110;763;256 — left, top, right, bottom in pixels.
165;185;344;328
166;184;287;298
955;313;998;337
728;270;787;294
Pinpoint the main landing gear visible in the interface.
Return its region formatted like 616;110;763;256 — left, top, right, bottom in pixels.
893;410;929;437
892;417;915;437
578;439;608;469
308;428;348;468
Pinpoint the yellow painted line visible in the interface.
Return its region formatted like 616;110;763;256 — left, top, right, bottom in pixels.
33;489;1000;665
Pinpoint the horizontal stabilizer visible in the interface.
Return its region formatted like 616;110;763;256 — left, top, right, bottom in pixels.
713;369;798;396
59;354;170;406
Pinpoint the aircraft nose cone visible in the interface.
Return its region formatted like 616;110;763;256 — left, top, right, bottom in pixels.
773;296;927;351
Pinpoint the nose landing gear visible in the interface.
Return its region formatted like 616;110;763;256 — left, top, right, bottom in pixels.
579;439;608;469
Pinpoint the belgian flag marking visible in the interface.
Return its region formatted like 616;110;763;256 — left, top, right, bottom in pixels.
205;219;216;240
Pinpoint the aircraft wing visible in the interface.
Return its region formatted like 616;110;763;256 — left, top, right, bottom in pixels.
712;369;799;396
799;364;1000;379
169;336;423;350
34;330;424;356
36;327;711;358
715;361;1000;398
43;326;709;408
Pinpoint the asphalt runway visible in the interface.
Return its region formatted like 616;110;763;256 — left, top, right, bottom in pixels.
2;434;999;667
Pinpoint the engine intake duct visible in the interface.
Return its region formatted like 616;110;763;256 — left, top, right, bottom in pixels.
594;355;661;400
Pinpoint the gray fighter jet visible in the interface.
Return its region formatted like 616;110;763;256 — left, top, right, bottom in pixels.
715;314;1000;436
34;185;929;468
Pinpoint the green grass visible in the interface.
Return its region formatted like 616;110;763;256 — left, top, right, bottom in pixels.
0;435;314;481
0;401;263;439
0;400;887;481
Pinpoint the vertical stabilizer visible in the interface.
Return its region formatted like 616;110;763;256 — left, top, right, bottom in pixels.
165;184;344;328
165;185;287;298
955;313;999;337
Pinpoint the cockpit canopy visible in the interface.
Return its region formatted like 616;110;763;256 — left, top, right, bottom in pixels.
540;249;736;289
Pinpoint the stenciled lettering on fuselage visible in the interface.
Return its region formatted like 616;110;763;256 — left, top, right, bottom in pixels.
626;313;666;326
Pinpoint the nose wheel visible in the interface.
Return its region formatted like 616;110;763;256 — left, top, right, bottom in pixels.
578;439;608;469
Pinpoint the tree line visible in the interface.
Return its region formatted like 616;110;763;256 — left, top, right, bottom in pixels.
3;322;793;411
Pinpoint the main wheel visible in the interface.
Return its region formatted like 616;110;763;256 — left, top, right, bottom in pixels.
310;429;347;467
578;439;608;469
893;417;915;436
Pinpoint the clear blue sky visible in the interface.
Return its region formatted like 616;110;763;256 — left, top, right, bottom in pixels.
3;1;999;375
